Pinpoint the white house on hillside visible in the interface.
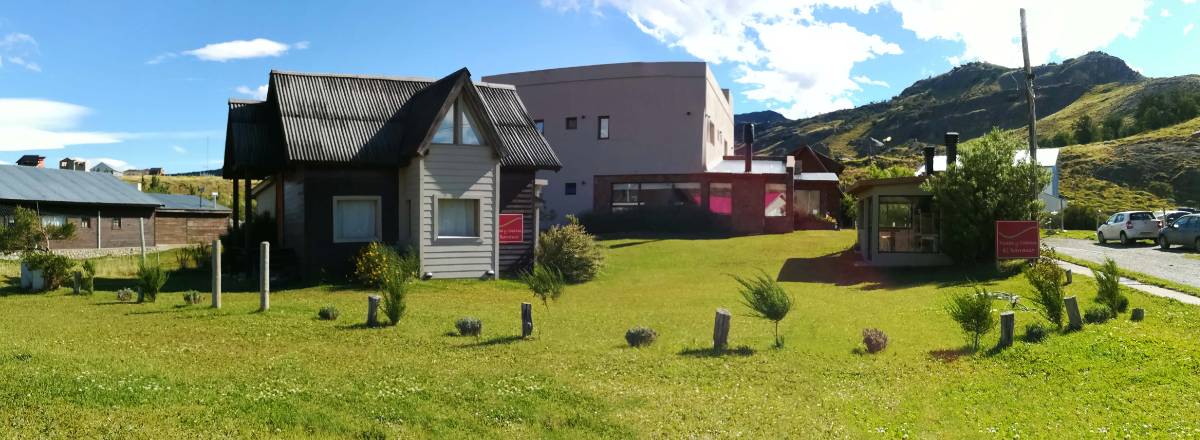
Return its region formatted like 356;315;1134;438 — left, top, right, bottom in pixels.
90;162;123;176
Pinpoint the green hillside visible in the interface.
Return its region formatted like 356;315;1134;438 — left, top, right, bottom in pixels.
122;174;253;219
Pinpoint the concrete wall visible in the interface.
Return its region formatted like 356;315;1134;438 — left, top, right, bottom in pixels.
483;62;733;222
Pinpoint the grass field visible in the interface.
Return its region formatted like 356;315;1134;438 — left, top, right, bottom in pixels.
3;231;1200;437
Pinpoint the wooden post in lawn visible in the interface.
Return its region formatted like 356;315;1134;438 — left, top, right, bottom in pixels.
1065;269;1072;285
211;239;222;309
259;241;269;312
367;295;381;327
713;308;731;350
1064;296;1083;330
521;303;534;338
1131;308;1145;321
72;271;81;295
998;311;1015;349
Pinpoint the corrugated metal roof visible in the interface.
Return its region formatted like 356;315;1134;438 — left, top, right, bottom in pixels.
707;159;788;175
225;69;561;177
0;165;162;207
148;193;230;212
795;172;839;182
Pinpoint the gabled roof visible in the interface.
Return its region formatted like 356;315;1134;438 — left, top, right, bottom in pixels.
148;193;230;213
789;145;846;174
224;68;562;178
0;165;162;207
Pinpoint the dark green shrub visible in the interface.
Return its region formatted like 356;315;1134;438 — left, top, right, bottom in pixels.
135;261;169;303
577;205;725;235
455;317;483;337
22;253;73;291
1094;258;1127;316
115;288;134;302
624;326;658;347
947;286;997;351
1084;305;1112;324
318;306;340;321
181;290;203;305
862;328;888;353
536;216;603;283
176;244;211;270
80;260;96;295
735;271;793;348
1025;249;1065;329
1023;322;1048;343
523;264;565;309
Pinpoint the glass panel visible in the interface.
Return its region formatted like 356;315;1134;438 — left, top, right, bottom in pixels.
877;196;938;253
438;199;478;237
794;190;821;218
598;116;610;139
639;183;674;207
41;216;66;227
672;182;700;206
432;103;455;144
765;183;787;217
534;120;544;134
709;183;732;215
336;199;377;241
460;106;483;145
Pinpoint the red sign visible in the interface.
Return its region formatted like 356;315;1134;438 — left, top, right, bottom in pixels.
995;220;1039;259
499;213;524;244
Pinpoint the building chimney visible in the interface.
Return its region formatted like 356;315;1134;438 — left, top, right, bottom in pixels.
944;132;960;169
742;123;755;173
923;145;936;176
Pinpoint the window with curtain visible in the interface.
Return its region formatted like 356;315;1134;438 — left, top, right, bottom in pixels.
334;197;380;243
709;183;732;215
765;183;787;217
438;198;479;238
40;216;66;227
794;190;821;218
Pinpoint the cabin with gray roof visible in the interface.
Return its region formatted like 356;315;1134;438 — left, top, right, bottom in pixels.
148;193;231;245
223;68;562;279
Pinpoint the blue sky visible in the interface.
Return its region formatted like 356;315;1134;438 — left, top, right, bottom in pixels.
0;0;1196;173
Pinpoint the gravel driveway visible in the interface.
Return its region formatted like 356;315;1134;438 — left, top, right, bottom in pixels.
1045;237;1200;289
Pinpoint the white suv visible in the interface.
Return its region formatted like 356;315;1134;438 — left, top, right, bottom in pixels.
1098;211;1161;245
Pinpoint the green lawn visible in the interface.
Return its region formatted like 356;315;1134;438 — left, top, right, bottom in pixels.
1042;229;1096;241
3;231;1200;437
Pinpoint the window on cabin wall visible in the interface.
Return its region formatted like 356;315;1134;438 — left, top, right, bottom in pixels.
432;100;485;145
794;190;821;218
111;218;122;230
333;196;381;243
460;104;483;145
40;215;66;227
877;196;939;254
709;183;732;215
765;183;787;217
437;198;479;238
566;117;578;130
433;103;456;144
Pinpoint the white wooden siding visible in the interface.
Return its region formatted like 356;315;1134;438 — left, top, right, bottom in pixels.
419;143;499;278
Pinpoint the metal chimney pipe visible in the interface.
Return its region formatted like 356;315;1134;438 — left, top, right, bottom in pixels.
945;132;960;168
923;145;936;176
742;123;755;173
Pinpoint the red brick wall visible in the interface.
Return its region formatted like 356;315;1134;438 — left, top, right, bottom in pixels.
592;172;793;235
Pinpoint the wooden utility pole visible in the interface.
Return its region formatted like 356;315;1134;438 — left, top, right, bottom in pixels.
1020;8;1038;161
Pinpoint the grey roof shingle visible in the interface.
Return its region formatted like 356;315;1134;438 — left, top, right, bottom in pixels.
148;193;230;212
0;165;162;207
224;68;561;178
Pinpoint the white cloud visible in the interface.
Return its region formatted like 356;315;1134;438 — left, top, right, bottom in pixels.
171;145;187;154
888;0;1150;67
1161;8;1172;16
0;32;41;72
547;0;898;118
853;75;890;87
0;99;122;151
145;52;177;65
1186;23;1195;35
184;38;293;62
236;84;268;100
1185;0;1197;4
293;40;310;50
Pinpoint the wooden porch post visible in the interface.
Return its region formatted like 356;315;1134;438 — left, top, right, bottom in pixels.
232;177;240;234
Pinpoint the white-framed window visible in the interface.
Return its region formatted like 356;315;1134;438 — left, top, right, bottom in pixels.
333;196;382;243
598;116;610;139
436;198;480;238
41;215;66;227
432;99;486;145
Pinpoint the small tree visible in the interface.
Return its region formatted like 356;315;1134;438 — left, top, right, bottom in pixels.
536;216;603;283
135;261;169;302
1025;247;1065;329
1071;114;1097;144
922;129;1049;263
377;246;418;327
1094;257;1127;316
734;271;793;348
523;264;565;309
81;259;96;295
0;206;76;254
947;286;996;351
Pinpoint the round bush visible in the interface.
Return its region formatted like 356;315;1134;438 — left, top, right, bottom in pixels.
536;216;604;283
115;288;135;302
181;290;203;305
318;306;340;321
1023;322;1048;343
624;326;657;347
861;328;888;353
455;317;482;337
1084;305;1112;324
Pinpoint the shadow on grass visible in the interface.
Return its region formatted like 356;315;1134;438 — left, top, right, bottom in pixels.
607;239;664;250
462;335;525;348
335;323;387;330
928;346;975;363
776;249;1019;291
678;346;756;358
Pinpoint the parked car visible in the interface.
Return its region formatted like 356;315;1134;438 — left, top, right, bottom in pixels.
1155;210;1189;226
1159;214;1200;250
1177;207;1198;213
1097;211;1161;245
